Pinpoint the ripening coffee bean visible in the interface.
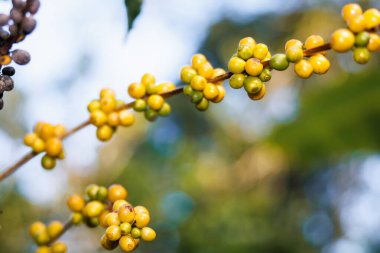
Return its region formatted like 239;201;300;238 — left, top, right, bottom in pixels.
269;54;289;71
106;225;122;241
12;49;31;65
0;14;9;26
133;99;146;112
144;108;158;122
353;47;371;64
191;91;203;104
51;241;67;253
131;227;141;238
229;73;245;89
101;234;119;250
10;8;23;24
2;66;15;76
355;32;370;47
22;17;37;34
119;235;137;252
107;184;128;202
243;76;262;94
1;76;14;91
259;68;272;82
183;85;194;96
47;220;64;238
141;227;156;242
28;0;41;14
195;97;209;111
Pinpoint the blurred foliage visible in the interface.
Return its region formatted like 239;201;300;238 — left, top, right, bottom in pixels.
1;1;380;253
124;0;143;31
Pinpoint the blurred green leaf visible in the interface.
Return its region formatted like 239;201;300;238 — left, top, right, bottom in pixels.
124;0;143;31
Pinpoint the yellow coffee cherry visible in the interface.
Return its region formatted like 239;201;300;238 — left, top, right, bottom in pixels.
100;88;115;99
51;242;67;253
107;184;128;202
41;155;56;170
347;15;366;33
248;84;266;101
197;62;213;79
71;212;83;225
99;210;110;227
118;110;135;127
105;212;120;226
118;204;135;223
35;231;50;246
29;221;47;238
180;66;197;83
34;122;45;135
45;138;63;157
101;234;119;250
35;246;51;253
57;151;65;160
285;39;303;51
90;110;107;127
211;85;225;103
367;33;380;52
203;83;219;100
141;227;156;242
305;35;325;52
341;3;362;21
263;51;271;61
228;56;246;74
0;55;11;65
47;220;63;239
210;68;226;85
106;225;122;241
253;43;268;60
83;201;104;218
363;8;380;29
134;205;149;215
107;112;120;127
67;194;85;212
190;75;207;91
147;94;164;111
96;125;114;142
32;138;46;153
294;59;313;79
100;97;117;114
113;200;130;211
128;82;146;99
40;124;55;141
120;222;132;235
239;37;256;48
53;124;66;138
134;212;150;228
286;46;303;62
245;58;263;76
87;99;101;113
156;82;176;93
141;73;155;86
24;133;38;147
191;54;207;70
119;235;136;252
331;29;355;52
309;54;330;75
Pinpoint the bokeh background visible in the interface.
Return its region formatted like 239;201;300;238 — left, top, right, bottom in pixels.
1;0;380;252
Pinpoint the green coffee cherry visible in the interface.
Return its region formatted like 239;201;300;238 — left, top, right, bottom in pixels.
355;32;370;47
96;186;108;201
144;109;158;122
86;184;99;200
237;45;254;60
158;103;171;116
269;54;289;71
191;91;203;104
196;98;209;111
259;68;272;82
85;217;99;228
353;47;371;64
133;99;146;112
183;85;194;96
229;73;245;89
243;76;263;94
131;227;141;238
120;223;132;235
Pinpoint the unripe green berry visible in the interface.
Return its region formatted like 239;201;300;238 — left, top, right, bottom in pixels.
259;68;272;82
84;217;99;228
41;155;56;170
269;54;289;71
229;73;245;89
183;85;194;96
131;227;142;238
133;99;146;112
353;47;371;64
196;98;209;111
85;184;99;200
144;108;158;122
158;102;171;116
237;44;254;60
120;222;132;235
191;91;203;104
96;186;108;202
243;76;263;94
355;31;370;47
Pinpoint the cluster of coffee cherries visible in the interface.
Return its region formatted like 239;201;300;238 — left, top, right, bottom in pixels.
284;36;331;79
0;0;39;110
330;3;380;64
29;220;67;253
66;184;156;252
228;39;271;100
88;88;135;142
181;54;226;110
23;122;66;170
128;73;173;121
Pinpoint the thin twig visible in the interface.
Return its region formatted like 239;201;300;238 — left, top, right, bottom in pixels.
0;151;35;181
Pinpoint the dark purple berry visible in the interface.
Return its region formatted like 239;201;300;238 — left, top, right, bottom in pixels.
10;9;23;24
28;0;40;15
0;14;9;26
0;98;4;110
1;76;14;91
2;67;15;76
11;49;30;65
22;17;36;34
